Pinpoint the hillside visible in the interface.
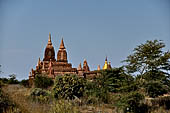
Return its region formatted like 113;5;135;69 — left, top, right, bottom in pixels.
1;84;115;113
1;84;51;113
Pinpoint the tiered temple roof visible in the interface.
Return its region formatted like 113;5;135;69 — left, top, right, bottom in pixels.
29;33;91;82
29;33;113;85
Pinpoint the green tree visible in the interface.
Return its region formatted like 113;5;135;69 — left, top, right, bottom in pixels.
34;74;54;89
20;79;29;87
84;68;134;103
123;40;170;98
97;67;134;93
8;74;19;84
123;40;170;76
53;74;86;99
144;81;168;98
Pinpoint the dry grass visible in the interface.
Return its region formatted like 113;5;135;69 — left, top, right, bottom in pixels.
1;84;117;113
2;84;170;113
2;84;52;113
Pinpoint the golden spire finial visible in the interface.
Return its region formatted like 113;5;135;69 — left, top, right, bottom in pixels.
48;32;52;45
103;57;108;70
59;37;65;49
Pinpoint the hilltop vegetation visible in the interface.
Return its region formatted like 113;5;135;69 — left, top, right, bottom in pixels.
0;40;170;113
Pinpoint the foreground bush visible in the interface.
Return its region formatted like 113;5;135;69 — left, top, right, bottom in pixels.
34;74;54;89
0;88;22;113
116;92;148;113
144;81;168;98
53;74;86;99
51;99;79;113
84;80;110;104
0;78;8;84
20;79;29;87
30;88;51;103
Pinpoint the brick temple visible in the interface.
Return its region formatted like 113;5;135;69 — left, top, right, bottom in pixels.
29;33;112;82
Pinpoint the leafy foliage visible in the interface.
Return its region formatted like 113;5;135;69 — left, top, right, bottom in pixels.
0;78;8;85
34;74;54;89
0;78;8;84
123;39;170;99
51;100;79;113
20;79;29;87
83;68;134;104
116;92;148;113
84;79;110;103
144;81;168;98
30;88;51;103
30;88;49;97
0;88;22;113
97;67;134;93
0;74;19;85
8;74;19;84
53;74;86;99
124;40;170;75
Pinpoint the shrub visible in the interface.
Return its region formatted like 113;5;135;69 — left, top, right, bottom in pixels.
8;74;19;84
83;68;133;104
0;88;22;113
0;78;8;84
98;68;134;93
34;74;54;89
116;92;148;113
30;88;49;97
51;99;79;113
119;82;139;93
30;88;51;103
144;81;168;98
20;79;29;87
53;74;86;99
84;80;110;104
0;80;4;88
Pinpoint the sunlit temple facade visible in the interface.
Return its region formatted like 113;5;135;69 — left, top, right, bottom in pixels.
29;33;112;82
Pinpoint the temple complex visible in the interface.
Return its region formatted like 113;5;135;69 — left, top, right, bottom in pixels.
29;33;91;82
29;33;112;83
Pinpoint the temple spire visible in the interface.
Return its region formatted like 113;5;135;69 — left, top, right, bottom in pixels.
37;57;41;66
59;38;65;49
103;56;108;70
105;56;107;61
48;32;52;45
83;59;90;72
97;65;101;70
77;63;82;71
103;56;112;70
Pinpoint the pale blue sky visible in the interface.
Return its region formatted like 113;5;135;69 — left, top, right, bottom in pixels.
0;0;170;80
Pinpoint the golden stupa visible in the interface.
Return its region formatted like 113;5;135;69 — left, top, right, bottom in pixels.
103;57;112;70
